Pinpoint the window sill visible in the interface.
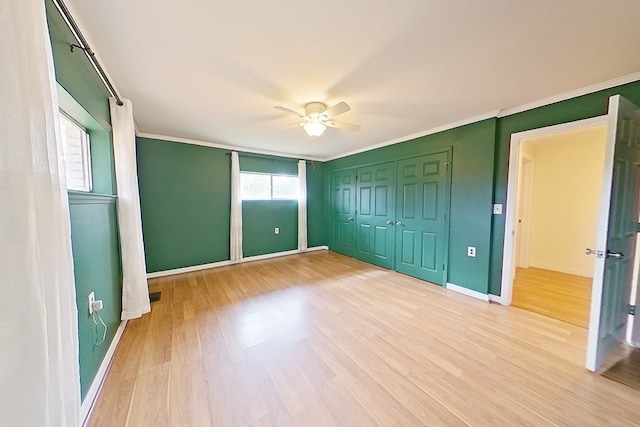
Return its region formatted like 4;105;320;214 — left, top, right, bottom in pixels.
68;191;117;205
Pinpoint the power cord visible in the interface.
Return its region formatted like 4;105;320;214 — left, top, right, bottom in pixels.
90;300;107;350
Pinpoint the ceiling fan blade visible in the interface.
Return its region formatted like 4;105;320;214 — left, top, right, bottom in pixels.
325;120;361;132
274;106;305;118
323;101;351;118
277;122;304;131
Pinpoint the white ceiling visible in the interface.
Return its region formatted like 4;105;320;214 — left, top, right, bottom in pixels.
64;0;640;161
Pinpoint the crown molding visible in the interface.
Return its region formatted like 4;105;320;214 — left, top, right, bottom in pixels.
496;71;640;118
142;71;639;163
325;111;499;162
136;132;325;162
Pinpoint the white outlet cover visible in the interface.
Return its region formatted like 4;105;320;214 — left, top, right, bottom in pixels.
467;246;477;257
88;291;95;314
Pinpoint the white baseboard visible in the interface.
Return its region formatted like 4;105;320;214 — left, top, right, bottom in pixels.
489;294;507;305
147;259;233;278
81;319;128;426
147;246;329;279
446;283;490;302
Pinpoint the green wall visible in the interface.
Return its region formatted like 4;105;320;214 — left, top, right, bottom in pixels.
46;0;111;130
90;130;116;195
243;201;298;257
47;0;122;400
241;156;327;249
136;140;327;272
69;194;121;399
137;138;231;272
489;79;640;295
327;119;497;294
327;80;640;296
240;155;298;257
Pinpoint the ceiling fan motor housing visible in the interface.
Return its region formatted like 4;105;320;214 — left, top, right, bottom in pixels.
305;102;327;119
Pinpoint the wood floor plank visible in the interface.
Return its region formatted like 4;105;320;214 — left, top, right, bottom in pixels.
512;267;592;328
88;251;640;426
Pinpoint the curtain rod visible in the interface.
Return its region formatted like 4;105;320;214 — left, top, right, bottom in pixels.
225;152;318;168
226;152;305;162
53;0;124;106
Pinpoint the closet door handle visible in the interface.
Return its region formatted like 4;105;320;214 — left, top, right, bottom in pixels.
347;217;354;221
386;220;393;225
395;221;403;226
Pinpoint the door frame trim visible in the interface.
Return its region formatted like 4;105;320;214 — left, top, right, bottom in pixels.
496;115;608;306
515;153;534;270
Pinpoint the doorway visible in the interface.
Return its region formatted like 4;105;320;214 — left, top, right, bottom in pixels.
509;125;608;328
499;116;609;307
502;95;640;377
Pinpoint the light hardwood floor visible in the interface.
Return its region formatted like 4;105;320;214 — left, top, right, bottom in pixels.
512;267;592;329
88;251;640;426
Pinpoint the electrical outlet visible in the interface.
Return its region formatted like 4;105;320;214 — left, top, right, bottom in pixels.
467;246;477;257
274;227;280;235
88;291;95;314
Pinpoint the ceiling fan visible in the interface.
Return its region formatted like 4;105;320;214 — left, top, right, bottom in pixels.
274;101;361;137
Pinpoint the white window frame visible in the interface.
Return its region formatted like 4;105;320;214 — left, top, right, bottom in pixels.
59;111;92;192
240;172;298;201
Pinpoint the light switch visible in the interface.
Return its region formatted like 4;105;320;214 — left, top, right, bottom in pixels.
493;204;503;215
274;227;279;235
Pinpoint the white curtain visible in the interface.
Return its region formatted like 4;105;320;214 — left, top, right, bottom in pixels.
0;0;81;424
230;151;243;261
298;160;308;251
110;98;151;320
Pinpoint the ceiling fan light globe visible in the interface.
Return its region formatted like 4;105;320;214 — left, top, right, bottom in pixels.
304;120;326;137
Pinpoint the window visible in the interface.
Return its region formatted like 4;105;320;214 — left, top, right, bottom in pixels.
59;112;92;191
240;172;298;200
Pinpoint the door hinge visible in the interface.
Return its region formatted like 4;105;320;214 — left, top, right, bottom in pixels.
629;305;636;316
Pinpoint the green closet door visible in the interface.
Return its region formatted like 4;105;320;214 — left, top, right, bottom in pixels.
355;162;395;269
395;151;451;285
330;169;356;257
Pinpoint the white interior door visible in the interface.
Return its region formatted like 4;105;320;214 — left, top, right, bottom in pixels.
586;95;640;371
631;247;640;347
516;156;533;268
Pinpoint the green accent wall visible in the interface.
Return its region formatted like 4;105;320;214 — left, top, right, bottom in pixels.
239;155;298;174
69;194;121;399
47;0;122;402
136;141;327;271
243;201;298;257
327;119;496;294
89;130;116;195
489;79;640;295
46;0;111;130
136;138;231;272
327;80;640;296
239;155;298;257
